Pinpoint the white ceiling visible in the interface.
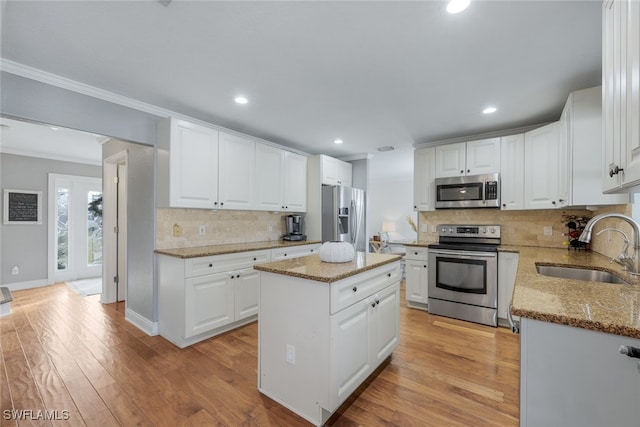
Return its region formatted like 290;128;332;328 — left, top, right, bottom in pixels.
1;0;602;163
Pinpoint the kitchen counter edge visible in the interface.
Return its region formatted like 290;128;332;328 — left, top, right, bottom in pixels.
155;240;322;259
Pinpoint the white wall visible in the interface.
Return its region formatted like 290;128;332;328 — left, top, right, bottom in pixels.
367;149;416;243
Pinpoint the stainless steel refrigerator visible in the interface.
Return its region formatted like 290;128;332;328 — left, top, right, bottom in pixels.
321;185;366;252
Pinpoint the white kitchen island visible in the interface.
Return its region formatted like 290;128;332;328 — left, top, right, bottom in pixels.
254;252;402;426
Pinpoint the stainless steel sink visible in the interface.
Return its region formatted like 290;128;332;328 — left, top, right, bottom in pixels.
536;264;628;285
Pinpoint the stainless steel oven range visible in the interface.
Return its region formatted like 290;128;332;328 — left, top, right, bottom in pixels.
427;224;500;327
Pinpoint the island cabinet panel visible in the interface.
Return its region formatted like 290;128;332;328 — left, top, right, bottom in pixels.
258;260;401;426
520;318;640;427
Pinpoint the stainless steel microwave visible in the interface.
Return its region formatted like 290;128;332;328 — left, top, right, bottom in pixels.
434;173;500;209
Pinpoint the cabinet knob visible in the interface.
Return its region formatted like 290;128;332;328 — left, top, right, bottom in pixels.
375;299;380;306
281;206;285;209
467;169;470;173
610;165;624;177
214;202;218;206
310;249;314;252
552;201;556;205
284;253;287;257
352;286;357;293
387;273;391;277
619;345;640;359
424;265;427;268
285;206;288;209
502;203;506;207
414;252;418;255
559;199;565;203
253;257;257;261
371;302;377;308
220;202;224;206
209;264;213;267
460;170;464;174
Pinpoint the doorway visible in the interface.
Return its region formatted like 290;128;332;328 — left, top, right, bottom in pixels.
48;174;103;284
103;151;128;303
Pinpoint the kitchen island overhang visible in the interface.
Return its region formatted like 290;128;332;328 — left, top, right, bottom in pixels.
255;252;402;426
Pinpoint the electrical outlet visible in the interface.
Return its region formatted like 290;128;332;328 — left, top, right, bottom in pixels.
286;344;296;365
198;225;206;235
543;226;553;236
11;265;19;275
268;224;273;232
172;224;182;237
430;225;437;233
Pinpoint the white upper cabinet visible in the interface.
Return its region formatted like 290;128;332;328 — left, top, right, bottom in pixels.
500;134;525;210
256;144;285;211
561;86;628;205
283;151;307;212
413;147;436;211
218;132;256;210
602;0;640;192
434;138;501;178
466;138;502;175
321;155;352;186
255;145;307;212
524;122;560;209
157;118;219;209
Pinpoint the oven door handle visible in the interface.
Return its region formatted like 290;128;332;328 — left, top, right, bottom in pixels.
428;249;497;259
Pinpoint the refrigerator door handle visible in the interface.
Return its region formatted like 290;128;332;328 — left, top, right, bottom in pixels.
351;200;357;244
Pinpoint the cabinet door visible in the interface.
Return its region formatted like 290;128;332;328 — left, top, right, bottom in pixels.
234;268;259;320
500;134;525;210
284;151;308;212
330;298;371;410
497;252;519;321
466;137;501;175
524;123;560;209
622;0;640;187
219;132;256;210
413;147;435;211
521;318;640;427
338;161;353;187
435;142;466;178
405;260;427;304
255;144;284;211
557;103;571;207
185;272;233;338
370;282;400;365
169;120;219;208
321;155;340;185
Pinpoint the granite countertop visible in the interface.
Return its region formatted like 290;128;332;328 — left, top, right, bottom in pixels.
155;240;322;259
508;245;640;339
254;252;402;283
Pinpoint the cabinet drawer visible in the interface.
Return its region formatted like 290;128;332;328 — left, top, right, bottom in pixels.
330;262;400;315
271;244;321;260
405;247;429;261
186;249;270;277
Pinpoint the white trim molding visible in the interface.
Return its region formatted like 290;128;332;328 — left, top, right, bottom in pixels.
125;308;159;336
2;279;49;292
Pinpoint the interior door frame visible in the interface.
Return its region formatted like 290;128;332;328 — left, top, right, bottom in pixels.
102;150;128;304
47;173;102;284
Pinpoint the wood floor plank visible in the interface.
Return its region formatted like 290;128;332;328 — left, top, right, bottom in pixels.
3;282;520;426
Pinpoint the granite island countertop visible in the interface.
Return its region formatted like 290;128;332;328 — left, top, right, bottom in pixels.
507;245;640;339
155;240;321;258
254;252;402;283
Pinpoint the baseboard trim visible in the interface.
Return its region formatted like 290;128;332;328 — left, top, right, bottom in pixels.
2;279;49;291
125;308;159;336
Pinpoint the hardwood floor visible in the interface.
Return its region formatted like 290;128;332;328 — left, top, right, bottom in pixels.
0;282;519;426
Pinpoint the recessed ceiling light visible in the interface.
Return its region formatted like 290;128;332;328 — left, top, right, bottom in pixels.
483;107;497;114
447;0;470;14
334;139;343;144
50;126;60;131
234;96;248;104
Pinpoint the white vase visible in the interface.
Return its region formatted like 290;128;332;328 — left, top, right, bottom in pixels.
319;241;355;263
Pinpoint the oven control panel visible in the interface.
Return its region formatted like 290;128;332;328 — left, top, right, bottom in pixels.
438;224;501;239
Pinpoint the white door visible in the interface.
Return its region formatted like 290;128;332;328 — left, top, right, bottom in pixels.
435;142;466;178
283;151;307;212
466;138;501;175
218;132;255;210
524;123;560;209
233;268;259;320
50;174;102;283
255;144;284;211
185;272;233;338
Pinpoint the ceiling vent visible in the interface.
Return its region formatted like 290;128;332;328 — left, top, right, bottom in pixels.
377;146;395;152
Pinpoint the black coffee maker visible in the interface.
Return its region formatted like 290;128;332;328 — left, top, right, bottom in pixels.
283;215;306;241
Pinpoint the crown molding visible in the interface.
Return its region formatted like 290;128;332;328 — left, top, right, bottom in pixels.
0;59;310;156
413;123;549;149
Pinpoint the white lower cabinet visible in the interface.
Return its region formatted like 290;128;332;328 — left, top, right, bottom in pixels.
158;249;270;348
520;318;640;427
497;251;519;325
258;261;400;426
405;247;428;310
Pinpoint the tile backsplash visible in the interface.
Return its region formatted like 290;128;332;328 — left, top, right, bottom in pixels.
156;208;291;249
418;204;632;260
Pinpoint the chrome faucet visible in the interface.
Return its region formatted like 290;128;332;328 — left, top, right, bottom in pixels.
579;213;640;275
596;228;634;271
